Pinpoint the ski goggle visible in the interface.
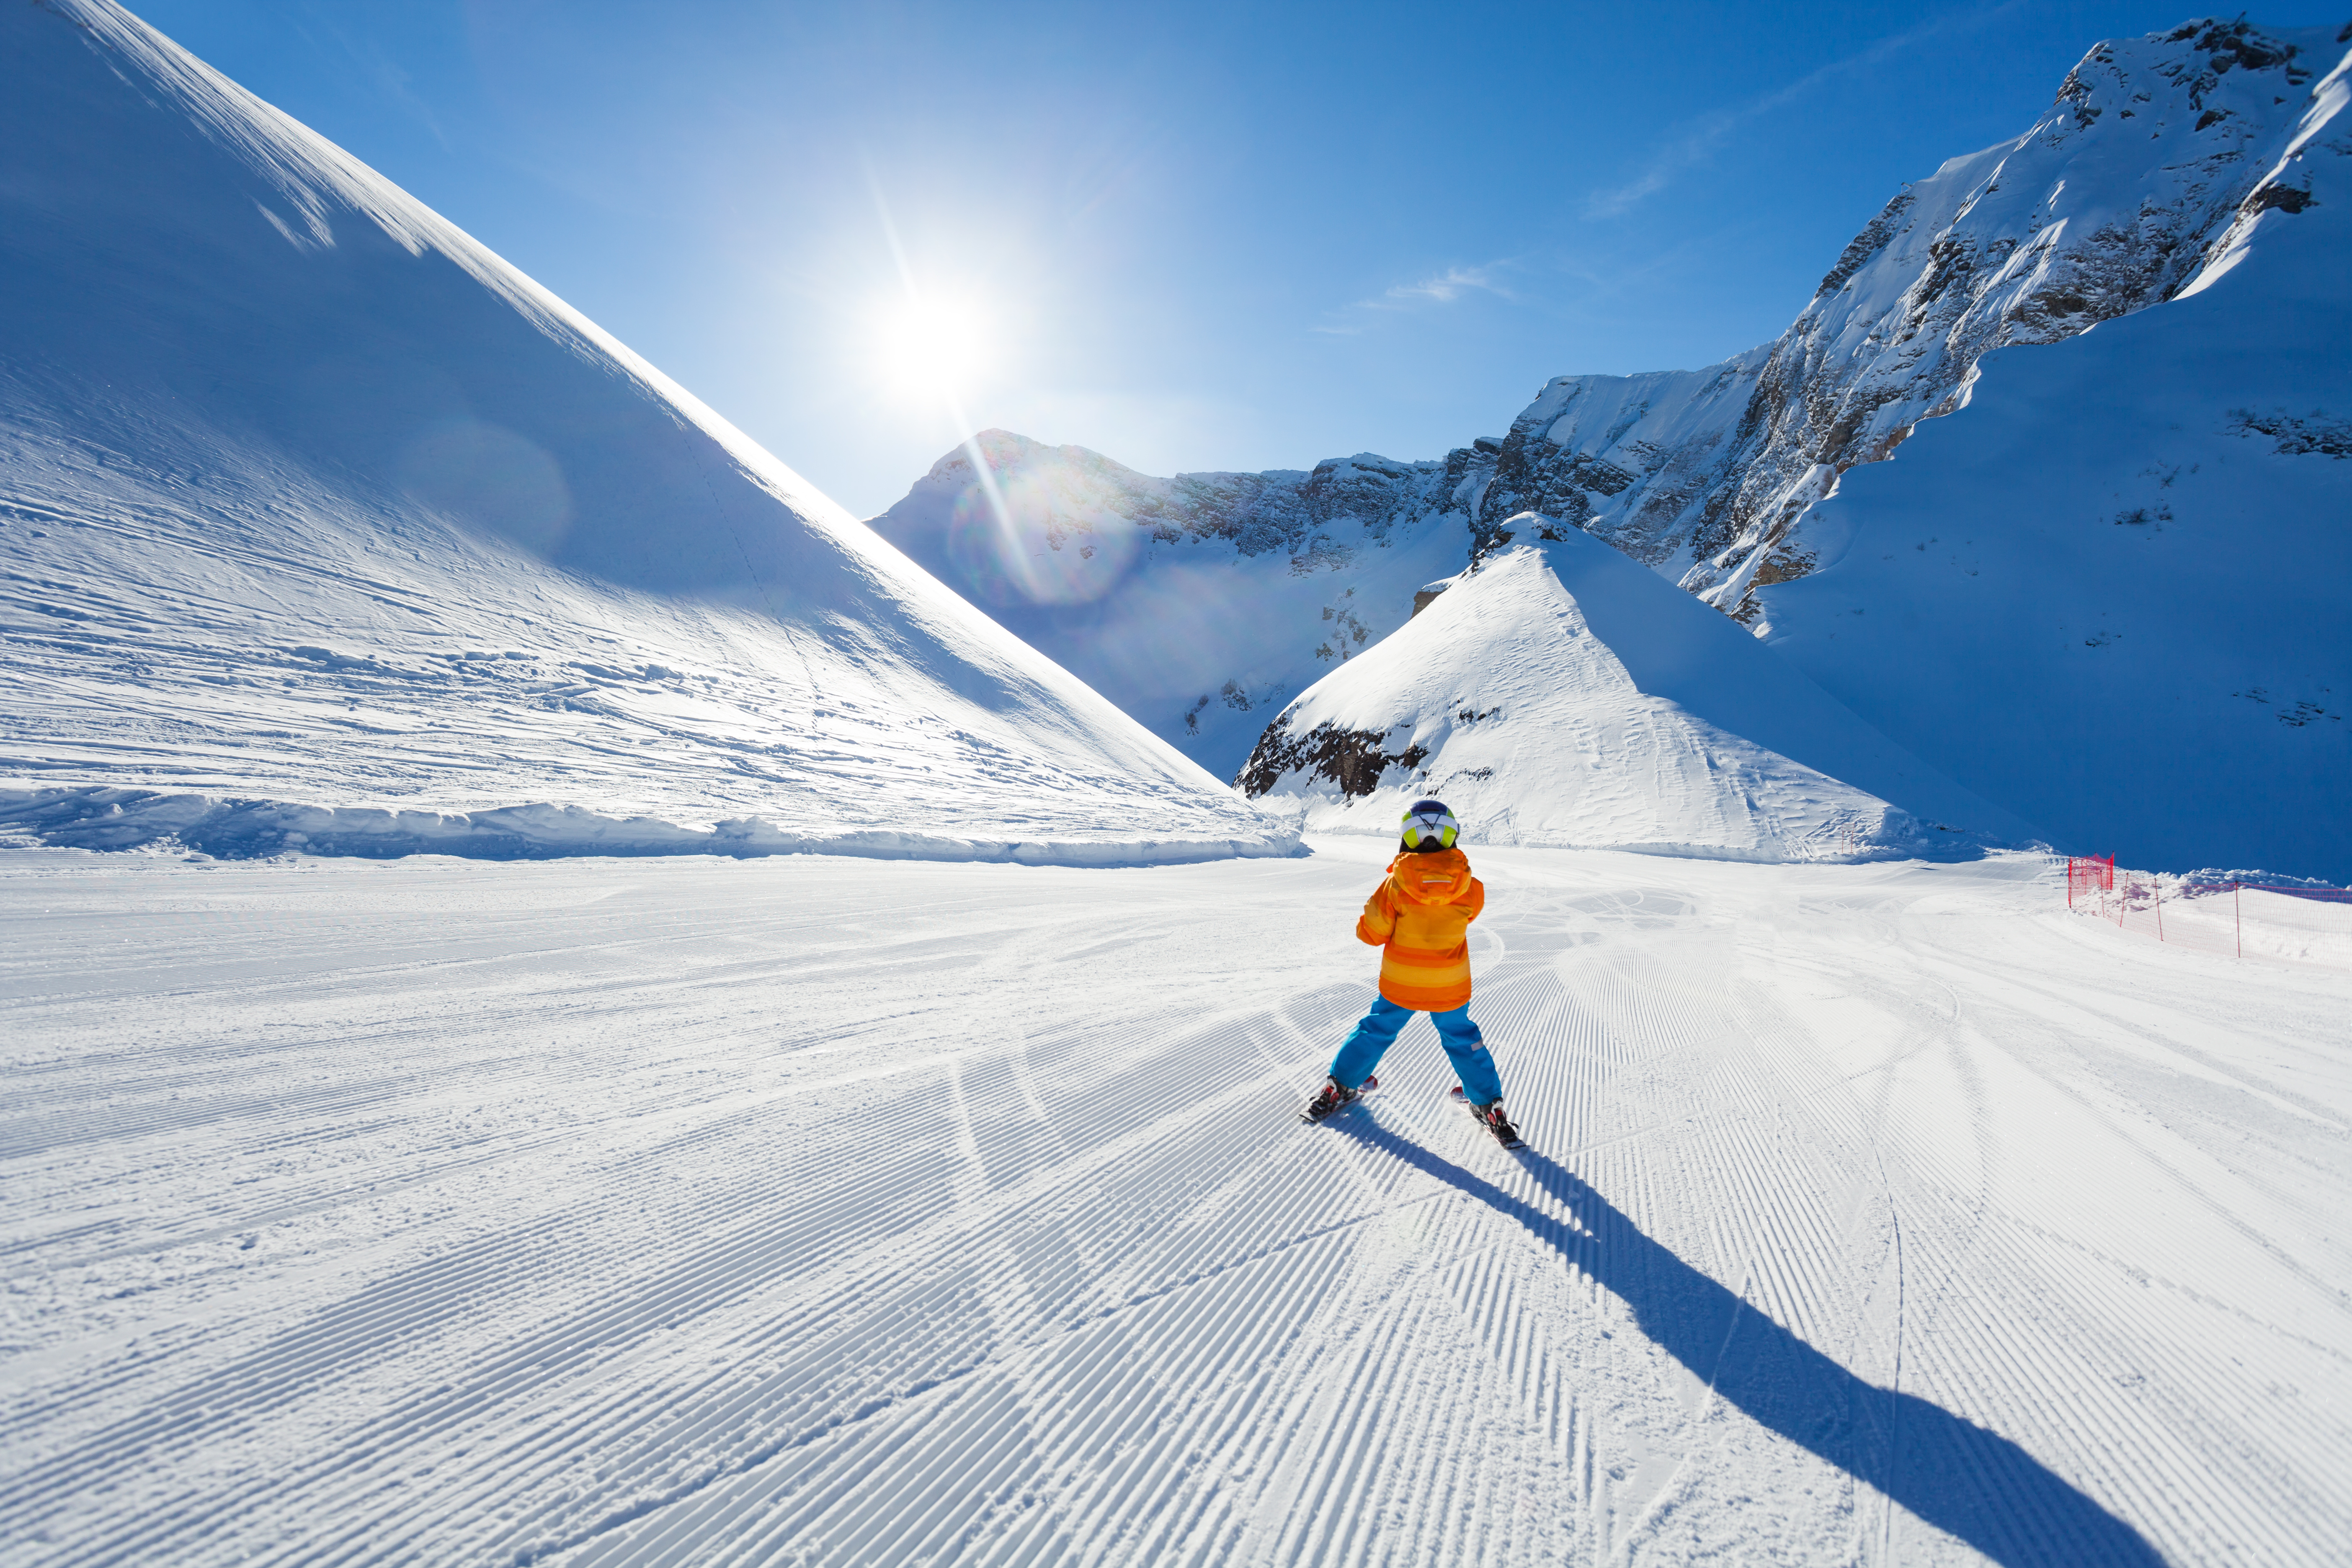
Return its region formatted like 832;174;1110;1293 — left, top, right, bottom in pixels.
1400;808;1460;849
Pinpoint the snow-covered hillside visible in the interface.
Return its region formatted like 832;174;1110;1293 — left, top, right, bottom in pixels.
869;431;1477;778
9;844;2348;1565
0;1;1289;864
1754;43;2352;882
1236;529;2033;859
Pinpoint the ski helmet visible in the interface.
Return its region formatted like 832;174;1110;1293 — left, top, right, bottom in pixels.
1400;799;1460;851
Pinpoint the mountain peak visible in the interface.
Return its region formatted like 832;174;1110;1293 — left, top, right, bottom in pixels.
1455;17;2346;617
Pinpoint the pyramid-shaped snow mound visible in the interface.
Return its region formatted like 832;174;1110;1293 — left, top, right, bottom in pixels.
1239;529;2034;860
0;0;1289;864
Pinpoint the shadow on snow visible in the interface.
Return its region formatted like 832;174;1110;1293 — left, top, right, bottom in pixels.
1337;1118;2163;1568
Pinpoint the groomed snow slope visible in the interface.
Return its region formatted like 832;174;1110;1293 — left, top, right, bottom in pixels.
4;845;2347;1565
0;1;1288;865
1758;44;2352;883
1238;534;2035;859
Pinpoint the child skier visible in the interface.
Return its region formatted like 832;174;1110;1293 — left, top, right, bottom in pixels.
1301;799;1523;1148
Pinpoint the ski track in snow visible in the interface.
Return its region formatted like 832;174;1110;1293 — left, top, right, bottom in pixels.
2;841;2347;1565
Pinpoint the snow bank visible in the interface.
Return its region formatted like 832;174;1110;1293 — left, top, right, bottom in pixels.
0;1;1290;867
0;785;1292;867
2078;868;2352;971
1238;530;2034;860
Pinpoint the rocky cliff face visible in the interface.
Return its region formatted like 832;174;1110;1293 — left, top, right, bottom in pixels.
1744;30;2352;879
1469;17;2341;619
885;431;1470;570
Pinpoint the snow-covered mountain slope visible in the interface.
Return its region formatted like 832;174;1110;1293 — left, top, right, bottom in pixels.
1235;532;2033;859
1753;46;2352;884
10;845;2349;1565
869;431;1479;778
1480;18;2345;620
0;0;1289;864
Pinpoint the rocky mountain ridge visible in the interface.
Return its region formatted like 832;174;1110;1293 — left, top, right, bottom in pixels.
869;431;1477;777
887;433;1467;576
1439;16;2341;619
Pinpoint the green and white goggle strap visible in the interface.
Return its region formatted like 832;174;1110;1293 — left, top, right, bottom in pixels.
1400;807;1460;850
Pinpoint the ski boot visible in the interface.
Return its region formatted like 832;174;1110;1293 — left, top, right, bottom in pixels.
1450;1086;1526;1149
1300;1075;1375;1123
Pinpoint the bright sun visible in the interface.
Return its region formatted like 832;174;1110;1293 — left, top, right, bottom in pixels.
878;296;988;395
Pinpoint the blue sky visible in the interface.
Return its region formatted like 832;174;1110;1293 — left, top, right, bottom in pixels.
134;1;2232;517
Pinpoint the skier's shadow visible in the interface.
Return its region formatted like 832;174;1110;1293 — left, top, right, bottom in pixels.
1338;1119;2163;1567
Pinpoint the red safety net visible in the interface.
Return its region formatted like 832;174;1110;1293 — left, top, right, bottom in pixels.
2067;860;2352;968
2066;854;2114;909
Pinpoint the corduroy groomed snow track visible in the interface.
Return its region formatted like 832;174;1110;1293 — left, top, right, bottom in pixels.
4;838;2347;1565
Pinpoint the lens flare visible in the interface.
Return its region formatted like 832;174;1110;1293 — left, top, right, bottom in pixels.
944;457;1140;607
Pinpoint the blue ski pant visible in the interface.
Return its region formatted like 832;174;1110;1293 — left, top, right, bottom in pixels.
1330;995;1502;1106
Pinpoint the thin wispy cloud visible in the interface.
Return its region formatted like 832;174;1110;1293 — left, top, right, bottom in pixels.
1586;0;2025;219
1383;265;1506;305
1315;262;1514;333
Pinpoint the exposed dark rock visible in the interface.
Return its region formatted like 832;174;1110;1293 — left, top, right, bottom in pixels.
2241;181;2314;217
1470;413;1639;559
1815;190;1916;298
1235;717;1428;798
2228;408;2352;457
2181;18;2299;72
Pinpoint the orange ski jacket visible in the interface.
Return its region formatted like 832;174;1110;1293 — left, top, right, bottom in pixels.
1356;847;1485;1011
